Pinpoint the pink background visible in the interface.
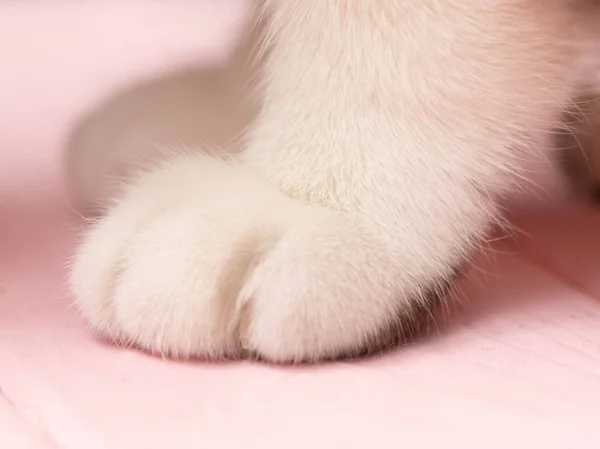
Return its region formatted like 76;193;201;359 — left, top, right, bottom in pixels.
1;2;600;448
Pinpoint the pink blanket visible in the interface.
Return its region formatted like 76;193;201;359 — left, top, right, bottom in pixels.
2;2;599;448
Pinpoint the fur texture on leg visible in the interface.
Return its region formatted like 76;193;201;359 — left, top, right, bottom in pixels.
69;0;600;362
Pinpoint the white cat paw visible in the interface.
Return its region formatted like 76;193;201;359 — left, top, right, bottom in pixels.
70;154;454;363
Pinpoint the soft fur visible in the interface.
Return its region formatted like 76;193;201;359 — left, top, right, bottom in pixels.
67;0;600;363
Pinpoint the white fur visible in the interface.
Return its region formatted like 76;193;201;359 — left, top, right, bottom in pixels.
68;0;600;362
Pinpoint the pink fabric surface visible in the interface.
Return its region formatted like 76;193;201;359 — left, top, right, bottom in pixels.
2;2;600;448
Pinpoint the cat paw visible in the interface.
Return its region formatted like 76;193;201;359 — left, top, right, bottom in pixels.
70;154;454;363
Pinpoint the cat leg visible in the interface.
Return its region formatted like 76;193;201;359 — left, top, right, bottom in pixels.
70;1;585;362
